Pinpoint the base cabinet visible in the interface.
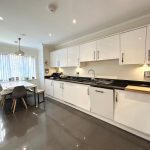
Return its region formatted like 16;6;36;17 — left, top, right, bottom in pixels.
90;87;114;120
45;79;54;97
53;81;63;100
114;90;150;135
63;82;90;111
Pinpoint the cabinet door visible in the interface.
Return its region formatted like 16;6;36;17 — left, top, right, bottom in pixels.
59;48;68;67
75;84;90;111
114;90;150;134
45;79;53;96
90;87;114;120
63;82;78;105
63;82;90;111
146;26;150;64
50;51;58;67
120;27;146;64
80;41;96;62
97;35;120;60
53;81;63;100
67;46;80;67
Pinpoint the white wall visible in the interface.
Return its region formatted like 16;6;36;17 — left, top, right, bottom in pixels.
59;60;150;81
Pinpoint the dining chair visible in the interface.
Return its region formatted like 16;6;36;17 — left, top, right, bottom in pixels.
16;77;19;81
0;85;12;109
12;86;28;114
9;77;15;82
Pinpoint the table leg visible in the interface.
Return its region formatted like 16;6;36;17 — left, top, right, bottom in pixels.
33;87;37;108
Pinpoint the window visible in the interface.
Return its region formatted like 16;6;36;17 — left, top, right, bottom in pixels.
0;53;36;81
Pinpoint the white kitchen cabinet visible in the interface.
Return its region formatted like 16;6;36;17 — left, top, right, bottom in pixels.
114;90;150;134
59;48;68;67
50;51;59;67
120;27;146;64
53;80;63;100
97;35;120;60
80;41;97;62
90;87;114;120
50;48;68;67
45;79;54;96
146;26;150;64
67;46;80;67
63;82;90;111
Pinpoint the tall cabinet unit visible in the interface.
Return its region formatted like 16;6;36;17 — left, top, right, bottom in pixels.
97;35;120;60
120;27;146;65
80;41;97;62
67;46;80;67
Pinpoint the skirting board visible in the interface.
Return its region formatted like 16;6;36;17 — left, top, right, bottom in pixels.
45;94;150;141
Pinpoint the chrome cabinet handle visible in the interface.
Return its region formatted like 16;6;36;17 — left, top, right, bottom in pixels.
115;92;118;102
148;49;150;61
93;51;96;60
60;83;61;88
62;83;64;89
121;53;124;63
95;90;104;93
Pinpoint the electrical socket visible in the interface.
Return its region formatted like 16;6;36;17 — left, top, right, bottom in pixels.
144;71;150;78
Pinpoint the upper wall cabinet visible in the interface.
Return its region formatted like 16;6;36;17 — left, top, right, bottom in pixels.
67;46;80;67
50;48;68;67
50;51;59;67
80;41;97;62
59;48;68;67
120;27;146;65
146;26;150;64
97;35;120;60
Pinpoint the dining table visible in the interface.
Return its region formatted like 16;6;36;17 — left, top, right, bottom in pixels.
0;81;37;107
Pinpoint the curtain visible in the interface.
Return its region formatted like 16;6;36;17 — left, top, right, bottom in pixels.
0;53;36;81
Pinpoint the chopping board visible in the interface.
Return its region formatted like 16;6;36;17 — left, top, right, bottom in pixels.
125;85;150;94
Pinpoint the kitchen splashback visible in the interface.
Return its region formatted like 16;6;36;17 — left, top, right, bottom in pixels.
59;60;150;81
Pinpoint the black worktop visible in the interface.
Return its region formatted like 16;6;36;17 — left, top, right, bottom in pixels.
45;76;150;90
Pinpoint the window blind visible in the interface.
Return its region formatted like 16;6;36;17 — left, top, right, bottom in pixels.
0;53;36;81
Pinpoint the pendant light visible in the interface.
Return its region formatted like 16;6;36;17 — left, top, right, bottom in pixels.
15;38;24;56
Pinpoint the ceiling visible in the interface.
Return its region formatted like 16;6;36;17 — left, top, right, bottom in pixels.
0;0;150;48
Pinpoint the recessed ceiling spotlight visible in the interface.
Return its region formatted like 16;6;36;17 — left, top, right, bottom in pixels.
0;16;4;21
72;19;77;24
49;33;52;37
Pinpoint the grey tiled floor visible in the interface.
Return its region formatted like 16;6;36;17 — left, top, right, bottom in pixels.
0;97;150;150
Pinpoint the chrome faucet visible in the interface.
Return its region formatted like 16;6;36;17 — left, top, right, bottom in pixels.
88;69;96;80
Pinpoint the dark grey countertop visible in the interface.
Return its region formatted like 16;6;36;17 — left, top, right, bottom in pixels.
45;76;150;90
